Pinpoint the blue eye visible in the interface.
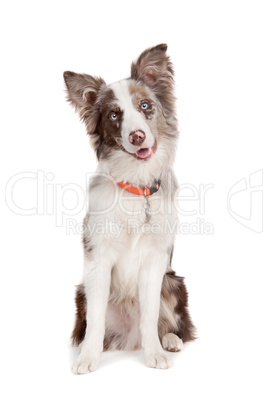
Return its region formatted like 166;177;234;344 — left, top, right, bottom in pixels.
141;102;148;110
109;112;118;121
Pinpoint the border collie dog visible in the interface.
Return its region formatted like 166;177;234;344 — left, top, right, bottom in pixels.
64;44;196;374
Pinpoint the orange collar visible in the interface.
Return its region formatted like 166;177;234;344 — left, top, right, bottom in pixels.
117;179;161;197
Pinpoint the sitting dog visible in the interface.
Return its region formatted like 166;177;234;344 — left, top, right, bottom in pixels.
63;44;196;374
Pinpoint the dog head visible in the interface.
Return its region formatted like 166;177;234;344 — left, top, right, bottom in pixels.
64;44;178;163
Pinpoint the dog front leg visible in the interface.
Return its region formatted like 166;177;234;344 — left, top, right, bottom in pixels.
72;255;112;374
138;253;172;369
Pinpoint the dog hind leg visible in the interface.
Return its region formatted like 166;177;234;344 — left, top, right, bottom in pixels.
159;271;196;350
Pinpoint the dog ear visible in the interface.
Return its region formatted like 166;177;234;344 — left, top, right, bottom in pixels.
63;71;105;134
131;44;176;116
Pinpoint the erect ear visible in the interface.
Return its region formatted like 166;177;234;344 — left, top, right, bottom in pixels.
63;71;105;133
131;44;176;116
131;44;173;84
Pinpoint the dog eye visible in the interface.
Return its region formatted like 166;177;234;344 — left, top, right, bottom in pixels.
141;102;148;110
109;112;118;121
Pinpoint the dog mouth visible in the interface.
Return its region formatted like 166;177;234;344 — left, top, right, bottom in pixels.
135;141;157;161
136;147;152;159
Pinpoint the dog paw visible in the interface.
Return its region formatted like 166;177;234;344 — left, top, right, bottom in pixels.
146;352;172;369
72;355;100;375
162;333;183;352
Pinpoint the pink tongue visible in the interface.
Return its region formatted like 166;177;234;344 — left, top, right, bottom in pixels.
136;148;151;159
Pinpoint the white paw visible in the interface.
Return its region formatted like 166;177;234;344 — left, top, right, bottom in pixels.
72;355;100;375
145;352;172;369
162;333;183;352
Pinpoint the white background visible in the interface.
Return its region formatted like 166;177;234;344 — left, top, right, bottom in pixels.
1;1;267;401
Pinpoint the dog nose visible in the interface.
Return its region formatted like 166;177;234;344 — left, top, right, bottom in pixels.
129;130;146;146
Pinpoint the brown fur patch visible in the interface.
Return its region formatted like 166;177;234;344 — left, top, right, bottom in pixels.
93;88;125;159
71;284;87;346
128;81;156;120
99;91;123;143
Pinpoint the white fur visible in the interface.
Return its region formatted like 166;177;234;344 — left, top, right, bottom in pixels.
73;253;114;374
138;251;173;368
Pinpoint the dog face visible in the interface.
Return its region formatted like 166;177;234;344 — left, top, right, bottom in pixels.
98;80;157;159
64;44;177;162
